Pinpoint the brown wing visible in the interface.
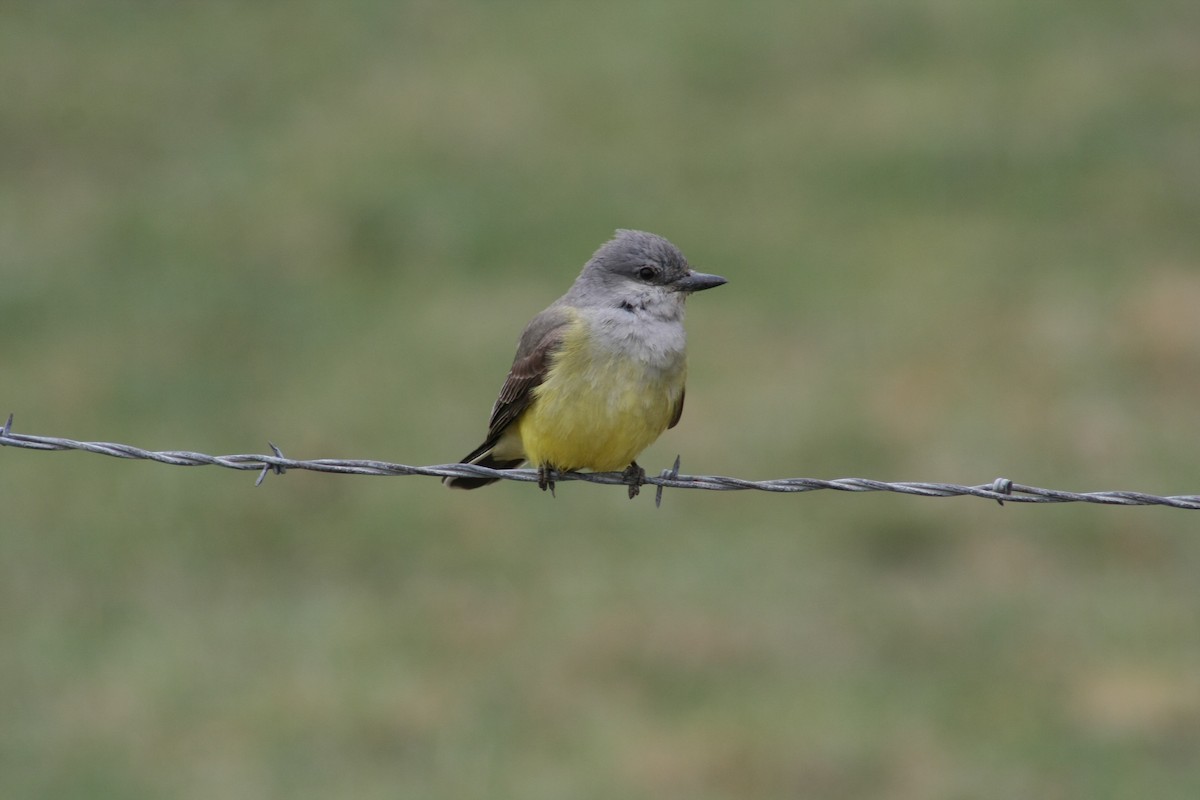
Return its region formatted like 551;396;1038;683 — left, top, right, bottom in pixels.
484;306;573;442
668;386;685;429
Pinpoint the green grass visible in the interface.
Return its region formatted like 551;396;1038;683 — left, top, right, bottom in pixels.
4;1;1199;798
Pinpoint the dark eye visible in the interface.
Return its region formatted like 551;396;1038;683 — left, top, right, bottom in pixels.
638;266;658;281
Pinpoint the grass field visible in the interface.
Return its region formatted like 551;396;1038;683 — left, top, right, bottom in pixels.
4;2;1199;798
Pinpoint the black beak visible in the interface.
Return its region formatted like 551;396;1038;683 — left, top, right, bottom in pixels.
675;270;728;293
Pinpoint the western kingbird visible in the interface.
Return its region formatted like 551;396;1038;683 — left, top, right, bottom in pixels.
444;229;726;496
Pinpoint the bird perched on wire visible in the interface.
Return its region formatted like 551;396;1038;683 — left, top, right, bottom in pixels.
444;229;726;497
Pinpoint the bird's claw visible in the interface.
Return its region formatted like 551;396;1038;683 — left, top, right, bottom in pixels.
538;464;557;497
622;462;646;500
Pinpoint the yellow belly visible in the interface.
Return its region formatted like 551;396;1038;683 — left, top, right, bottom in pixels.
516;327;685;472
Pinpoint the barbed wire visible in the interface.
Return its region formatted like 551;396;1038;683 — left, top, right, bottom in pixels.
3;414;1198;509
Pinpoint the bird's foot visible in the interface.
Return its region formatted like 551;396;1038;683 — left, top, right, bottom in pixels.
622;462;646;500
537;464;557;497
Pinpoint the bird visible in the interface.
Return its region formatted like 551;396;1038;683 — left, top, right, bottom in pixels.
444;229;726;497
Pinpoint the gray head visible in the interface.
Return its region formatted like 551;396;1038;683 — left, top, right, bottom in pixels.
566;229;726;313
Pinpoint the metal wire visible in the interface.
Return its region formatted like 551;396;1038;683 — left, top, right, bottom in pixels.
3;414;1198;509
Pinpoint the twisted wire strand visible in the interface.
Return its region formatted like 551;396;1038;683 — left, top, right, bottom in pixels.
3;415;1198;509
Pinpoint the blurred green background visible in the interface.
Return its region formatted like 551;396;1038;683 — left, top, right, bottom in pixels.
3;1;1199;797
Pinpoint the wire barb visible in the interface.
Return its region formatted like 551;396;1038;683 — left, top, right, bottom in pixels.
656;455;682;508
255;442;288;486
991;477;1013;507
3;416;1199;509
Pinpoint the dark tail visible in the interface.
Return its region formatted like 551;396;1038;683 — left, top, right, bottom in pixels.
443;442;524;490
